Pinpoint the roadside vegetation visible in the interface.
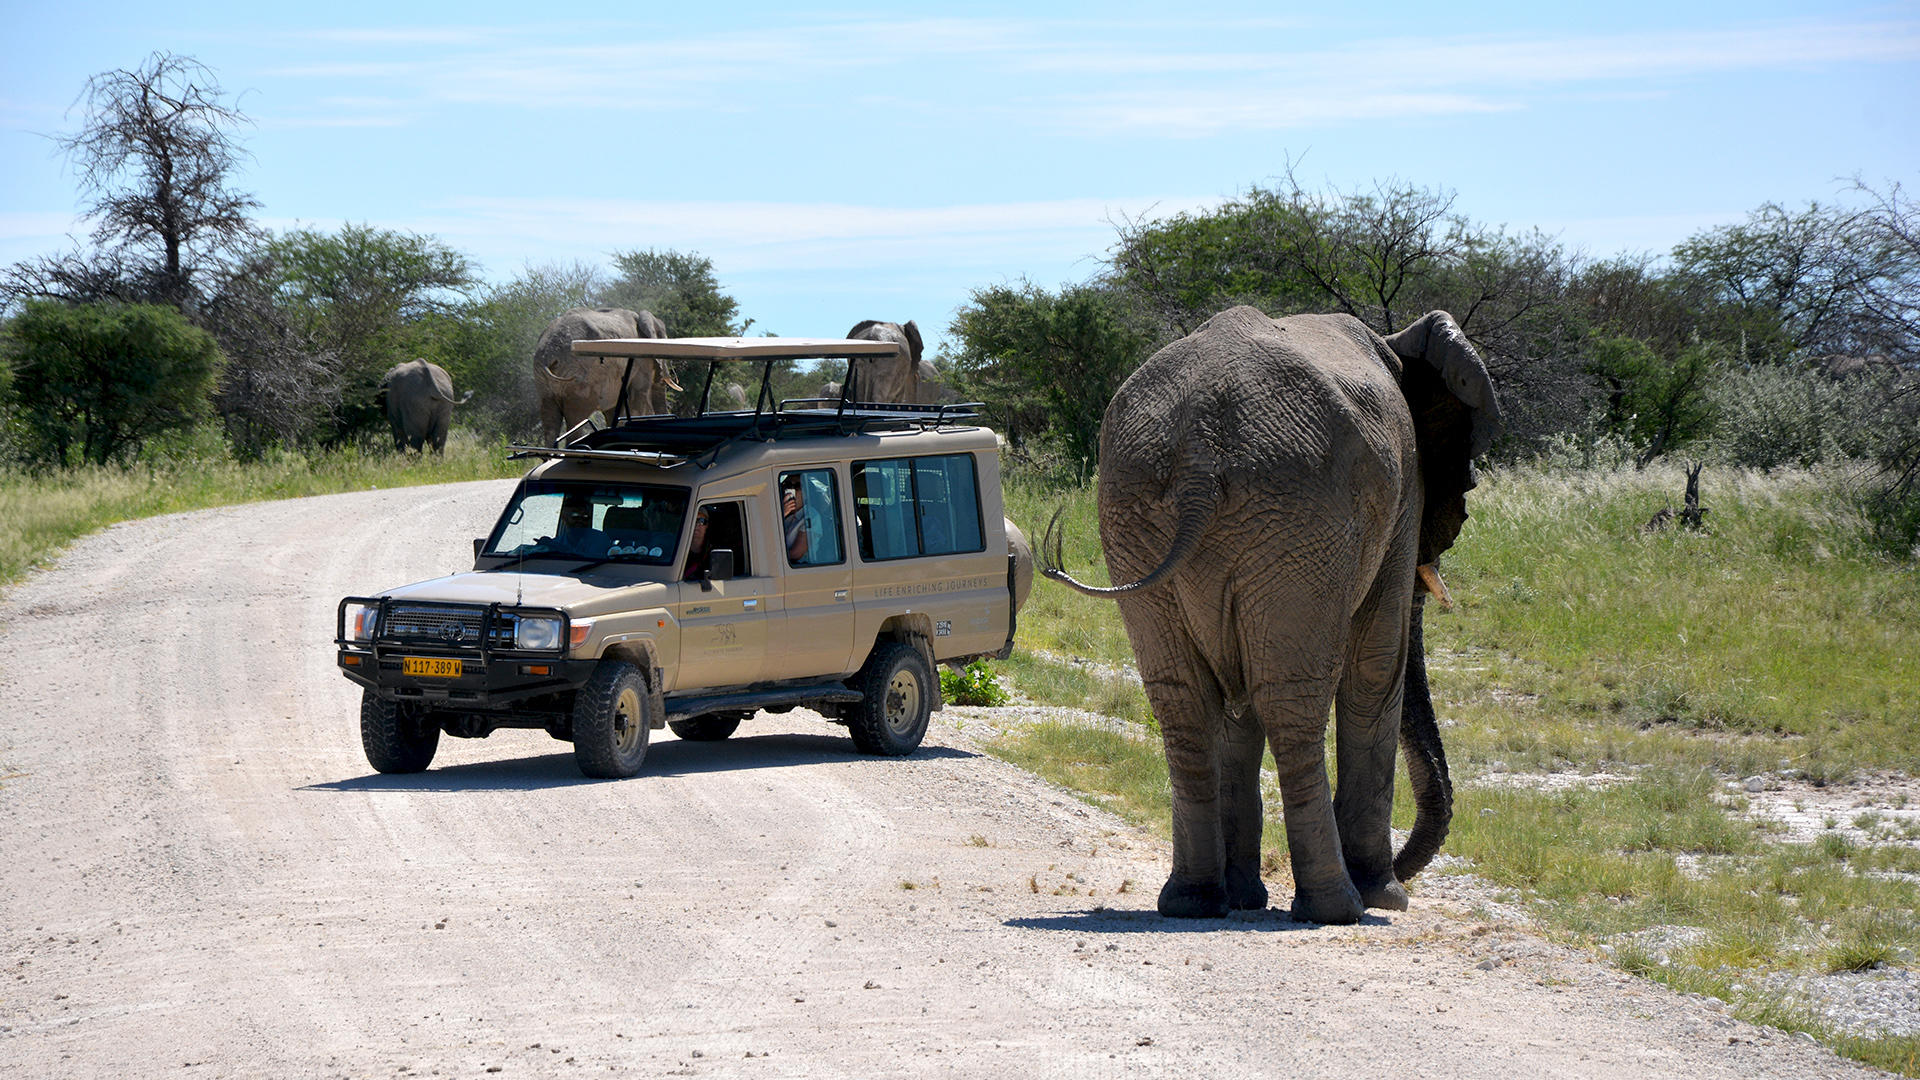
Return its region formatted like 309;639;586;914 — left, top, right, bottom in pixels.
987;461;1920;1075
0;432;521;586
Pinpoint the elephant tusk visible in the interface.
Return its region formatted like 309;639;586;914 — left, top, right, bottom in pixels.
1416;564;1453;609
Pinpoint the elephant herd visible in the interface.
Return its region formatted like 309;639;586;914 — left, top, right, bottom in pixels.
377;309;940;452
386;296;1506;927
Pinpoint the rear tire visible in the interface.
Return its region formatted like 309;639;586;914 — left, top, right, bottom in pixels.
572;660;652;778
668;714;742;741
847;642;933;756
361;689;439;773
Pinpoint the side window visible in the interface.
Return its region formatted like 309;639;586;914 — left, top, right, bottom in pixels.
683;501;751;581
779;469;844;567
852;454;985;561
913;454;982;556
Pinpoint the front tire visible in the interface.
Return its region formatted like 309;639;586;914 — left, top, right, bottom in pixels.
668;713;742;742
361;689;439;773
572;660;652;778
847;642;933;756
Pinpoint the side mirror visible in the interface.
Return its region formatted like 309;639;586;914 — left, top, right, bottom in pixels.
701;548;735;591
472;537;486;561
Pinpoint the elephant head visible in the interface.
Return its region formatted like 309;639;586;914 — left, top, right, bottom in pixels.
379;358;471;453
1038;307;1499;923
843;319;926;404
534;306;682;444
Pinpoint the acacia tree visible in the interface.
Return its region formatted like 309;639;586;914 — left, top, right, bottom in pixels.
49;52;260;308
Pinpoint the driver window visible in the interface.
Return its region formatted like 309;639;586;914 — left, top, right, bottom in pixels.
683;501;750;580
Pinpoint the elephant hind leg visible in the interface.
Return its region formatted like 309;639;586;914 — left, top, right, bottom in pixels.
1252;676;1364;926
1220;702;1269;911
1120;597;1232;919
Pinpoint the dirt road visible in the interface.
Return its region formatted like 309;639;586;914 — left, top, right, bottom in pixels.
0;481;1881;1078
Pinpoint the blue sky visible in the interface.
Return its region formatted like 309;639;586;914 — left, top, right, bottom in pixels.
3;1;1916;349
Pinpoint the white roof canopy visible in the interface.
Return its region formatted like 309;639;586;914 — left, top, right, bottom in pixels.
570;336;905;362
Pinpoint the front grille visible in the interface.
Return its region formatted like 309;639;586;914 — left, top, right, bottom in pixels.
383;604;488;648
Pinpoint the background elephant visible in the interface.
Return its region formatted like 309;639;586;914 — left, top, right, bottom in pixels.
534;307;680;444
843;319;927;404
1042;306;1499;925
378;358;470;453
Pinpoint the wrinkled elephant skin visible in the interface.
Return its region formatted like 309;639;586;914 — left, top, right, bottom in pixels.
535;307;678;444
843;319;927;404
379;359;469;453
1042;307;1499;924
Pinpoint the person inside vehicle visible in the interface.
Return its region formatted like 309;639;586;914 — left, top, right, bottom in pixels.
555;500;610;555
781;478;810;564
681;506;711;580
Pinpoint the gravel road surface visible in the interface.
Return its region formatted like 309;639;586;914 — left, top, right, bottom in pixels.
0;481;1885;1078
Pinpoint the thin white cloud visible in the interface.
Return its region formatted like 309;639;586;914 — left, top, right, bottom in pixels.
194;15;1920;134
0;211;86;242
390;195;1224;278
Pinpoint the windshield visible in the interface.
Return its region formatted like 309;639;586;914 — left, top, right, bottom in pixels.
483;480;690;565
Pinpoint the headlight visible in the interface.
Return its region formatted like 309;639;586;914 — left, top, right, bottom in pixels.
345;602;379;642
514;616;563;651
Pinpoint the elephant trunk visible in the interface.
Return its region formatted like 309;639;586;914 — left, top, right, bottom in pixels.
1392;594;1453;881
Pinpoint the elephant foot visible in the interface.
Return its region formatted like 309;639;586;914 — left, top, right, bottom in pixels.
1348;863;1410;911
1359;878;1409;912
1224;863;1269;911
1288;879;1365;925
1157;876;1229;919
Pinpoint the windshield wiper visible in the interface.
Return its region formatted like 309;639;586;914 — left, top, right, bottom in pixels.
562;557;625;573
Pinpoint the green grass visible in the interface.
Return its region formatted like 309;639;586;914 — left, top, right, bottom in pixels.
993;460;1920;1075
0;431;525;588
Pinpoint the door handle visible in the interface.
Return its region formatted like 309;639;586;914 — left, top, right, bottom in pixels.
834;589;849;602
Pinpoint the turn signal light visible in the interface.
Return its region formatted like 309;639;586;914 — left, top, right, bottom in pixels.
340;654;363;667
520;663;553;676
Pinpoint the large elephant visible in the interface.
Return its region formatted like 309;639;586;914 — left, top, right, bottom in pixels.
1041;306;1499;924
843;319;931;404
378;359;471;453
534;307;680;444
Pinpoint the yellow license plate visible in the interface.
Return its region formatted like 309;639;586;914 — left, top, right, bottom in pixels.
402;656;464;679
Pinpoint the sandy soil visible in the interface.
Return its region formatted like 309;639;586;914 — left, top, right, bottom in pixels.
0;481;1886;1078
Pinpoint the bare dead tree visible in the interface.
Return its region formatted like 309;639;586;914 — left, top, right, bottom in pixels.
54;51;261;308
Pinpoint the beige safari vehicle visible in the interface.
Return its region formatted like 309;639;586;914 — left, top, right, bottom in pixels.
337;337;1034;778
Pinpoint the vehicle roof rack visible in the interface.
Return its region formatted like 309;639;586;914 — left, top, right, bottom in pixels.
507;336;983;469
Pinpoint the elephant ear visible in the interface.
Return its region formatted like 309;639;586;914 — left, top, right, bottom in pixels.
1384;311;1502;565
902;320;924;364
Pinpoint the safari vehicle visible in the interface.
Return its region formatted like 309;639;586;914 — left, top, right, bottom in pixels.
336;336;1034;778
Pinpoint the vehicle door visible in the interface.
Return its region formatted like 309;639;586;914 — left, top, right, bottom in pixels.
673;499;770;689
766;466;855;679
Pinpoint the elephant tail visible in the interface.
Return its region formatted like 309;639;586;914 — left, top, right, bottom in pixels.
1392;596;1454;881
1039;461;1222;599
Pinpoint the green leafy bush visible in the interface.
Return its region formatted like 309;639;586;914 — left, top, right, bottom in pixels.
940;660;1009;706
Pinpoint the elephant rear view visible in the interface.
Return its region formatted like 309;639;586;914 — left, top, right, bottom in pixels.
379;359;471;453
534;307;681;445
1041;306;1498;924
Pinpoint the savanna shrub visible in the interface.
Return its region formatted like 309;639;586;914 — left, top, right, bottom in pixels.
941;660;1010;706
1706;365;1891;469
